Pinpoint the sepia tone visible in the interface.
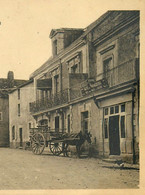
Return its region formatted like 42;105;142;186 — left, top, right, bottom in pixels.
0;10;139;189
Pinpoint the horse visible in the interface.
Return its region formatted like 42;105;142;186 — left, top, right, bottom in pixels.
62;131;92;158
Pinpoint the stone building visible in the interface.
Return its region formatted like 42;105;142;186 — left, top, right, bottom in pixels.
0;71;27;147
9;79;36;148
29;11;139;163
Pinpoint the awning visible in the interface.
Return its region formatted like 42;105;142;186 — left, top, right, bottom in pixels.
37;78;52;90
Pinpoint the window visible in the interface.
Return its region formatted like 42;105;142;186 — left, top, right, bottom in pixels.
68;114;70;133
121;104;125;112
18;89;20;99
103;58;112;79
104;118;108;138
53;40;57;55
18;104;20;116
55;116;59;132
29;103;32;112
121;116;125;138
54;75;59;94
40;90;45;100
45;90;48;99
81;111;89;133
0;112;2;121
115;105;119;113
12;126;15;140
29;123;31;129
71;64;78;73
110;107;114;114
105;108;108;115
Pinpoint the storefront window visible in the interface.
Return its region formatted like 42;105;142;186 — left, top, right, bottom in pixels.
110;107;114;114
105;108;108;115
121;116;125;138
121;104;125;112
115;105;119;113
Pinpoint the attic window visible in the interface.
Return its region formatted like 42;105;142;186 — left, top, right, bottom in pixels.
53;40;57;55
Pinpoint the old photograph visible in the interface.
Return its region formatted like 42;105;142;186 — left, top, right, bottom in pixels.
0;0;142;192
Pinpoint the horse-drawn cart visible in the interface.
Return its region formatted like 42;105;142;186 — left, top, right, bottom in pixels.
29;126;91;157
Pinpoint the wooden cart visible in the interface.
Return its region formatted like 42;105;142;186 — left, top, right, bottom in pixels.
29;126;66;155
29;126;91;157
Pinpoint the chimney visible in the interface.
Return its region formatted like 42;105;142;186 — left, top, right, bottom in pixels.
7;71;14;88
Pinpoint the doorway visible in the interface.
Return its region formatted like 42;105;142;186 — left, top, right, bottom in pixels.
81;111;89;133
55;116;59;132
109;115;120;155
19;128;23;147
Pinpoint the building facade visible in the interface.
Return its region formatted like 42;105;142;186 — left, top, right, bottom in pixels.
0;71;27;147
9;80;36;148
29;11;139;163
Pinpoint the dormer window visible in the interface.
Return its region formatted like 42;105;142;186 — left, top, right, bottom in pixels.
50;29;84;56
53;40;57;56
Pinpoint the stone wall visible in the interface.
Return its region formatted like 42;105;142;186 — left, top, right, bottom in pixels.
9;82;36;148
0;97;9;146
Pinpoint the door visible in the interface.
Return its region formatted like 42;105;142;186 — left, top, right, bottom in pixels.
55;116;59;132
109;115;120;155
81;111;89;133
19;128;23;147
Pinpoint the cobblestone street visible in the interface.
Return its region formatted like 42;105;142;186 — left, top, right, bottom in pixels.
0;148;139;189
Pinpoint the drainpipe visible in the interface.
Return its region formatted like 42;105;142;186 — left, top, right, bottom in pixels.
59;59;62;92
132;91;136;164
102;108;104;157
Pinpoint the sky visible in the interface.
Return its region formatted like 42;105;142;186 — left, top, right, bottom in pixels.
0;0;142;80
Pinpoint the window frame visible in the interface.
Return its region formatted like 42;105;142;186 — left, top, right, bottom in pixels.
18;89;20;99
12;126;15;140
120;115;126;138
104;118;109;139
81;111;89;133
67;114;70;133
54;74;59;94
103;103;126;140
0;112;2;121
18;104;20;117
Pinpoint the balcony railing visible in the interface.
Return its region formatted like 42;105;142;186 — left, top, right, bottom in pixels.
80;58;138;95
30;89;69;113
103;58;138;87
30;58;138;114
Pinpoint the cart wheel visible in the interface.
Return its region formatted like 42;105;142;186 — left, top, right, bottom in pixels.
31;133;45;155
65;144;72;157
49;141;62;156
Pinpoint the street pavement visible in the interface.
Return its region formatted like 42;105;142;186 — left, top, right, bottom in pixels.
0;148;139;189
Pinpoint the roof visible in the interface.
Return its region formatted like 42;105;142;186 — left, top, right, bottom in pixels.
49;28;84;38
0;78;28;89
0;89;9;98
30;11;110;79
0;77;29;97
9;79;34;93
30;11;139;79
